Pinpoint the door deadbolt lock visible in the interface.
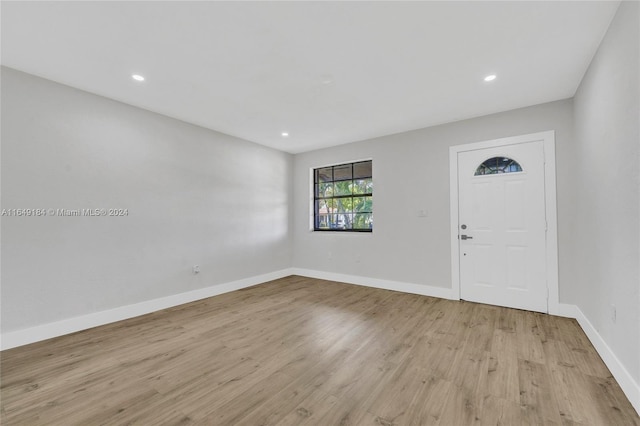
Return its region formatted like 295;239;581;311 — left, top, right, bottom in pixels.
461;224;467;229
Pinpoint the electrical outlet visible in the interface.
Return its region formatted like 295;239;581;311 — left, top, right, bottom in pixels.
610;304;616;323
193;265;200;274
328;251;333;260
418;209;428;218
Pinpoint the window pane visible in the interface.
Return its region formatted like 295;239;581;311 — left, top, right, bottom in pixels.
321;213;338;229
333;164;352;181
326;213;340;229
353;213;373;229
334;180;352;196
316;182;333;198
475;157;522;176
332;213;342;228
335;198;353;215
341;213;353;229
353;161;372;178
316;167;333;182
315;199;336;215
353;178;372;194
328;212;351;230
316;214;329;229
353;196;372;213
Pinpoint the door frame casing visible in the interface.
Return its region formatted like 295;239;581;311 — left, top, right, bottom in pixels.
449;131;559;314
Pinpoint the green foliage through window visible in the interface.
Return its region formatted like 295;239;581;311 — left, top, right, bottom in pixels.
314;160;372;231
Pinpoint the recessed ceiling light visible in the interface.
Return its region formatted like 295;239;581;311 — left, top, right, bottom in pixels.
281;132;289;137
132;74;145;82
484;74;497;82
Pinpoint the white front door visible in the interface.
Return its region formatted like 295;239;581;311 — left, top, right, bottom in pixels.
458;141;547;313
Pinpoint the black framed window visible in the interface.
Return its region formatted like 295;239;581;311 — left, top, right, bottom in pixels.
314;160;372;232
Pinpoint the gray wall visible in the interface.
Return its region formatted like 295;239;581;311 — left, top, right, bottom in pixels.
571;1;639;384
1;67;293;333
292;99;575;294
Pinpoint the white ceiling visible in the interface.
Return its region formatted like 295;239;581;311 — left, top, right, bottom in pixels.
1;1;619;153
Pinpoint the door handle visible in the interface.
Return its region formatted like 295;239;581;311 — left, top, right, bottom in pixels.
460;235;473;240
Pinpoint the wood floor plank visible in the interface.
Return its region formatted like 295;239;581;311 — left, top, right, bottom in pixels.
363;356;432;425
310;392;378;426
582;374;640;426
478;395;526;426
485;351;520;404
405;376;454;425
516;311;546;363
518;358;564;425
437;381;481;426
275;388;339;426
193;370;294;425
2;276;638;425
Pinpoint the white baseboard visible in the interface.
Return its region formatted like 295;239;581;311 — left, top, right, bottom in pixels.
572;306;640;415
549;302;580;318
290;268;457;300
0;268;295;351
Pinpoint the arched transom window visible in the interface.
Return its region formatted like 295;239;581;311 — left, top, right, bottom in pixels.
475;157;523;176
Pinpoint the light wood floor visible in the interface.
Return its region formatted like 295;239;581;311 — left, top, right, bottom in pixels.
1;276;638;425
